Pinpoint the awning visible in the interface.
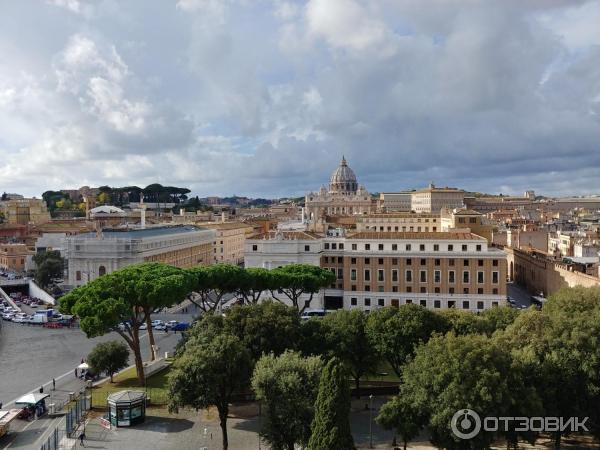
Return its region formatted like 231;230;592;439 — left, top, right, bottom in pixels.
14;393;50;406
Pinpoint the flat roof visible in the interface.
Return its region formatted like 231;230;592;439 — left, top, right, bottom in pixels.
249;231;322;240
82;225;207;239
347;231;486;241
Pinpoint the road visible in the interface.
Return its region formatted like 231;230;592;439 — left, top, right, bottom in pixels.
507;282;533;309
0;311;196;407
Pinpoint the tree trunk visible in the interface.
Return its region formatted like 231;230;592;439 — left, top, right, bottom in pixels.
131;328;145;385
403;439;407;450
354;376;361;398
145;311;156;361
219;411;229;450
110;372;114;383
554;431;561;450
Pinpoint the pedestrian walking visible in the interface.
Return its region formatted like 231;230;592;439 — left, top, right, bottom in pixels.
52;378;56;390
39;385;43;394
79;431;86;447
74;368;78;378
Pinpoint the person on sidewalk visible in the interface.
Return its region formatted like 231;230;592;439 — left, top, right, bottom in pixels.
79;431;86;447
39;386;44;394
75;368;78;378
52;378;56;390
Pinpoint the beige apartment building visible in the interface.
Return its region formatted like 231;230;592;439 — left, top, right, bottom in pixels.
378;192;413;212
356;213;441;233
201;222;254;265
246;230;507;312
0;243;33;272
441;208;494;242
0;198;51;225
65;225;215;286
411;184;465;213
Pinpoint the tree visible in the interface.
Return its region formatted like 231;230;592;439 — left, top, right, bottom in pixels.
169;332;252;450
269;264;336;313
436;308;486;335
308;358;355;450
377;395;425;450
323;309;379;394
223;301;301;362
33;250;64;288
479;306;520;335
187;264;247;313
252;351;323;450
87;341;129;382
237;267;272;304
60;263;193;384
366;304;446;378
399;333;540;450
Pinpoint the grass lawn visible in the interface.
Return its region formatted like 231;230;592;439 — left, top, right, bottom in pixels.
91;365;172;409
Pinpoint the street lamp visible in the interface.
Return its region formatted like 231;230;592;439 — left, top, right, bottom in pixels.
369;394;373;448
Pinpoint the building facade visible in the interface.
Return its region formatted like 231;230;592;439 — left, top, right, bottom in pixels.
378;192;413;212
65;225;215;286
246;230;507;312
355;213;441;233
201;222;254;265
411;184;466;213
0;243;33;272
305;157;375;231
0;198;51;225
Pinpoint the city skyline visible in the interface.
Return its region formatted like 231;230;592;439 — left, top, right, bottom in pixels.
2;1;600;198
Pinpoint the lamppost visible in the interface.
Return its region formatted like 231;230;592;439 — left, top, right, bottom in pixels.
369;394;374;448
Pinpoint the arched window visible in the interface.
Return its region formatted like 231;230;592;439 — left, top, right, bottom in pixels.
98;265;106;277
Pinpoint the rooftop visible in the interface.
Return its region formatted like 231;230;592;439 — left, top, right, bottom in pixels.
81;225;207;239
249;230;322;241
347;231;486;241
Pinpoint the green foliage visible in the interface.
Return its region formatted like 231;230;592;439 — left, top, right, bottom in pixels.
376;395;425;450
60;262;193;383
366;304;447;377
169;331;252;450
299;317;333;357
399;333;540;450
323;309;379;393
252;351;323;450
187;264;247;312
498;287;600;444
33;250;64;288
237;267;273;304
222;301;301;362
87;340;129;382
308;358;355;450
269;264;336;312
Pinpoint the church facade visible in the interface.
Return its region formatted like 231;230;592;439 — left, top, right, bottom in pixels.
305;157;375;231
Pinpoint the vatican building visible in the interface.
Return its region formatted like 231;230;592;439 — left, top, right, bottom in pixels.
305;157;375;231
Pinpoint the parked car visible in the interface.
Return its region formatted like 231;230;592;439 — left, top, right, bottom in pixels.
139;323;147;330
151;319;164;327
165;320;179;329
154;324;167;331
171;322;190;332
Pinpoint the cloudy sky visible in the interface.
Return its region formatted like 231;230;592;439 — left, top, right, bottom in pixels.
1;0;599;199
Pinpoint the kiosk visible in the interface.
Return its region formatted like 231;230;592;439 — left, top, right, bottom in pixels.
107;390;146;427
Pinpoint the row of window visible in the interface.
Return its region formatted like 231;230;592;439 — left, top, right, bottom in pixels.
349;243;483;252
349;298;499;309
366;226;437;232
324;257;500;267
348;269;500;284
253;243;486;253
346;285;500;295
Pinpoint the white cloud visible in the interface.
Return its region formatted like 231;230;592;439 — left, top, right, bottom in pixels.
306;0;389;51
46;0;81;14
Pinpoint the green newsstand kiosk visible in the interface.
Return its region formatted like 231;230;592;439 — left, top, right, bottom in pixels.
107;390;146;427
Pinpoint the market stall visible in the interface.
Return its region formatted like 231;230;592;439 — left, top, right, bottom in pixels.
14;393;49;420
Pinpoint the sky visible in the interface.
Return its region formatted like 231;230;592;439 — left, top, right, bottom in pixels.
1;0;600;199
